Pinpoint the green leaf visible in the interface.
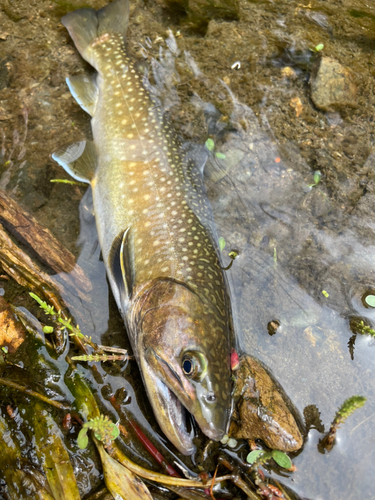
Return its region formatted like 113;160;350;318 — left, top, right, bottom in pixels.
246;450;264;464
29;293;55;315
1;346;8;354
313;170;322;184
322;290;329;298
110;425;120;440
77;428;89;449
272;450;292;469
58;317;74;332
315;43;324;51
228;251;238;260
218;237;226;252
215;152;226;159
205;138;215;151
43;326;54;334
365;295;375;307
82;415;120;446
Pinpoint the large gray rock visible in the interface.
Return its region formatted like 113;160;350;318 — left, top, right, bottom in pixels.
310;56;357;112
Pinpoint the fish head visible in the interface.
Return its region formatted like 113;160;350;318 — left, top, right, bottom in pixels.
134;279;232;455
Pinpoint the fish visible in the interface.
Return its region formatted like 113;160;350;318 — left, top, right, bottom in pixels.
52;0;232;455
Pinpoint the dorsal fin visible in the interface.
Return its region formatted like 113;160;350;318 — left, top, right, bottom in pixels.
108;228;133;304
52;140;97;183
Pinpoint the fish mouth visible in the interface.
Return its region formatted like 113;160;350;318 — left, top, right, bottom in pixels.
140;356;227;455
151;375;196;455
139;351;197;455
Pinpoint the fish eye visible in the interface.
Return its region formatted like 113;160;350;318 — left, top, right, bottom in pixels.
182;357;194;376
181;351;208;381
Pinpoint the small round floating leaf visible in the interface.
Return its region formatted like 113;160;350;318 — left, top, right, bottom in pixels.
215;152;226;159
227;438;237;448
315;43;324;51
365;295;375;307
272;450;292;469
218;237;226;252
205;138;215;152
246;450;264;464
322;290;329;298
43;326;54;334
313;170;322;184
77;428;89;449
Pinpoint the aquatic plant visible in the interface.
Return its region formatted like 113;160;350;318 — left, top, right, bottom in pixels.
319;395;366;452
246;448;292;470
308;170;322;188
29;292;128;361
314;43;324;52
77;414;120;449
351;318;375;337
365;294;375;307
228;250;238;259
358;321;375;336
205;137;226;159
30;291;93;343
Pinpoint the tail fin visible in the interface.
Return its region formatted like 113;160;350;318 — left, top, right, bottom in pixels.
62;0;129;68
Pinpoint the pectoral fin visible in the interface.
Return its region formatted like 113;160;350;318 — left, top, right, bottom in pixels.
52;140;97;184
108;228;134;305
66;73;99;116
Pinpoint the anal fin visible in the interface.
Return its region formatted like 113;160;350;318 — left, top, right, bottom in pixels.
52;140;97;184
108;228;134;304
66;73;99;116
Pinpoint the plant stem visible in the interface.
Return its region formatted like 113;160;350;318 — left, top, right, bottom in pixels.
0;377;70;411
129;420;180;478
111;445;232;488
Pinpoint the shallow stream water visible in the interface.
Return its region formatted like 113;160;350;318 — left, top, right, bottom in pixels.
1;0;375;498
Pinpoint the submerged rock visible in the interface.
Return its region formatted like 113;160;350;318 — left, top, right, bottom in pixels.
229;355;303;452
310;56;357;112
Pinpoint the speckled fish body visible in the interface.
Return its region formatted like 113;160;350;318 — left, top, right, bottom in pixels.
53;0;232;455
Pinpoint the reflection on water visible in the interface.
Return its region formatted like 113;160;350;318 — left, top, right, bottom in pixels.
204;86;375;498
1;0;375;497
